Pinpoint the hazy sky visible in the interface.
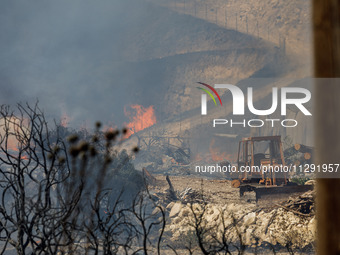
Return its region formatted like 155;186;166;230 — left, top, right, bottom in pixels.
0;0;153;127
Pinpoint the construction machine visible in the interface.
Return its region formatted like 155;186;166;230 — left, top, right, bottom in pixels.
231;136;313;202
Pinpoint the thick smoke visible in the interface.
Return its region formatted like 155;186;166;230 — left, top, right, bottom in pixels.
0;0;158;127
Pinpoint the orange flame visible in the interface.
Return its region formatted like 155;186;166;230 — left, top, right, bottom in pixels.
103;121;118;132
20;155;29;160
124;105;156;138
209;138;237;162
0;117;30;160
194;153;203;162
61;112;71;127
194;153;210;162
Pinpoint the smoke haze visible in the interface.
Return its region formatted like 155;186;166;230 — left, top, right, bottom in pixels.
0;0;157;127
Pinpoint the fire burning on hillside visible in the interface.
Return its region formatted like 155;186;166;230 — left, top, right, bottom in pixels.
209;138;237;162
0;117;30;160
124;104;157;138
193;138;237;163
60;112;71;127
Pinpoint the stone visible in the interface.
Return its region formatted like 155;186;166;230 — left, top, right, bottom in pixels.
169;202;182;218
305;180;316;186
244;212;256;226
152;207;160;215
166;202;175;210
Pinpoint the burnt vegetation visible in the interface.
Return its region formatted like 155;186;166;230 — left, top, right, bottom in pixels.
0;103;312;255
0;103;163;254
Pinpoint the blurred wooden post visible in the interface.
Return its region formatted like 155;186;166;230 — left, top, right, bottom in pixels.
313;0;340;254
267;25;269;40
235;13;237;31
194;1;196;16
215;9;218;24
225;8;227;27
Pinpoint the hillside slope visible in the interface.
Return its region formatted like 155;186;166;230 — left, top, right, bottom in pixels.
119;3;284;118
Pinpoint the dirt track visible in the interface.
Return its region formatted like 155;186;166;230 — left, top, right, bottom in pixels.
152;174;253;205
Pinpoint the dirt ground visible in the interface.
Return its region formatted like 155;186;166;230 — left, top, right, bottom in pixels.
151;174;242;204
150;174;315;255
150;174;312;210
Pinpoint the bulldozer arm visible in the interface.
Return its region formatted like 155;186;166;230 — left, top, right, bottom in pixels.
240;184;314;202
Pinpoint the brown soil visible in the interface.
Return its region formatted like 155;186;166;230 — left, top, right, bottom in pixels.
151;174;253;205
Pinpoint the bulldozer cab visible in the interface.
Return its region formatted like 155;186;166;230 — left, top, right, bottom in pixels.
237;136;287;186
233;136;313;202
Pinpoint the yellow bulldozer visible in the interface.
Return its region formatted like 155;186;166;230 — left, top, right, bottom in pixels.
230;136;313;202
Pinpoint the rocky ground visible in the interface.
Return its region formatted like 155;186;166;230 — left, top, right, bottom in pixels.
149;174;316;254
